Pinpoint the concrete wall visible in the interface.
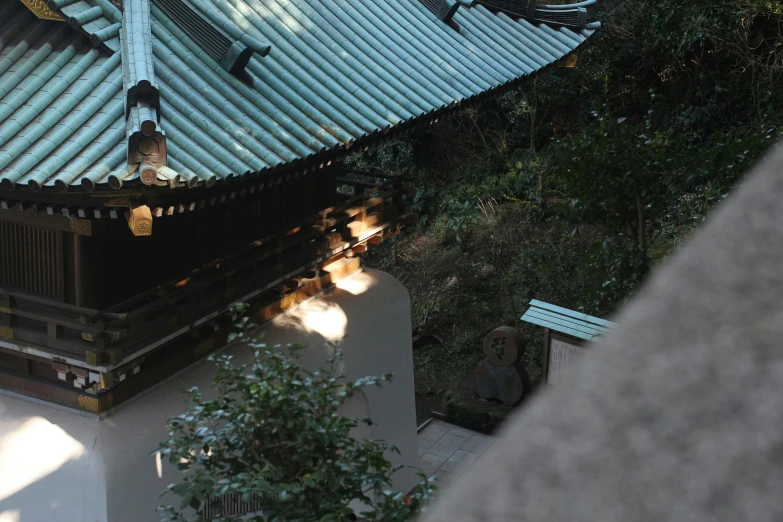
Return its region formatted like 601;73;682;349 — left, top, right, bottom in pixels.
0;269;419;522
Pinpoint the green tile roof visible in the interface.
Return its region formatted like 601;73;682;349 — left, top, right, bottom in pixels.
521;299;614;341
1;0;599;192
57;0;122;49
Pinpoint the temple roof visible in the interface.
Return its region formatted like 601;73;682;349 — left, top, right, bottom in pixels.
0;0;598;193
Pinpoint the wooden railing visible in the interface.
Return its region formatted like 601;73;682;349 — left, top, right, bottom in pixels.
0;175;414;371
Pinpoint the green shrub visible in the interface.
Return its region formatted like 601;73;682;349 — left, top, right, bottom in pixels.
155;305;434;522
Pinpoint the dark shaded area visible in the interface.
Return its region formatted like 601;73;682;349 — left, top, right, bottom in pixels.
358;0;783;425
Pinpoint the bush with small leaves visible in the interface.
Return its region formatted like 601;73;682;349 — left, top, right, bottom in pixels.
155;304;434;522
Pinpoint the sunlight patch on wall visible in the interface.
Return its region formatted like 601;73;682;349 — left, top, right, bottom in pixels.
335;273;374;296
274;300;348;342
156;451;164;479
0;416;86;503
0;510;20;522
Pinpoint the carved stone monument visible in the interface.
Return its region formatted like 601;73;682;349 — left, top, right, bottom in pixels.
475;326;530;406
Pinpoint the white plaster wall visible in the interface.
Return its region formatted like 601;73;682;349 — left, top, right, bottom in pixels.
0;269;419;522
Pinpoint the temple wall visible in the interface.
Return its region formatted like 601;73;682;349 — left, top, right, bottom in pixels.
0;269;419;522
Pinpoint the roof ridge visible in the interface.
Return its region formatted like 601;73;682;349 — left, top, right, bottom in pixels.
120;0;169;187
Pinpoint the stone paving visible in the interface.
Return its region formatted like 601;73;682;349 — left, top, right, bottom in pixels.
417;419;496;493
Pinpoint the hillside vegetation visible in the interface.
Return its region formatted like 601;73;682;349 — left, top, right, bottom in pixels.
348;0;783;422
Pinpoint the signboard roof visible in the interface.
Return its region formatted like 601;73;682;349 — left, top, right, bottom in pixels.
521;299;614;341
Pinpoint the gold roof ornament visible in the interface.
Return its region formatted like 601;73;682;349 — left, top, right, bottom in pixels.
20;0;65;21
126;204;153;237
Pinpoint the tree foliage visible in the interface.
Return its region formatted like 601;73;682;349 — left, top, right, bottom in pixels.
557;108;674;254
156;305;433;522
348;0;783;395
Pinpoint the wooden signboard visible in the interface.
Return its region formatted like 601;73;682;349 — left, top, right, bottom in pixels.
522;300;614;388
542;330;588;386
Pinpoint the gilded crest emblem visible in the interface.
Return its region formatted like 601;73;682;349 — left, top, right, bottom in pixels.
20;0;65;21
